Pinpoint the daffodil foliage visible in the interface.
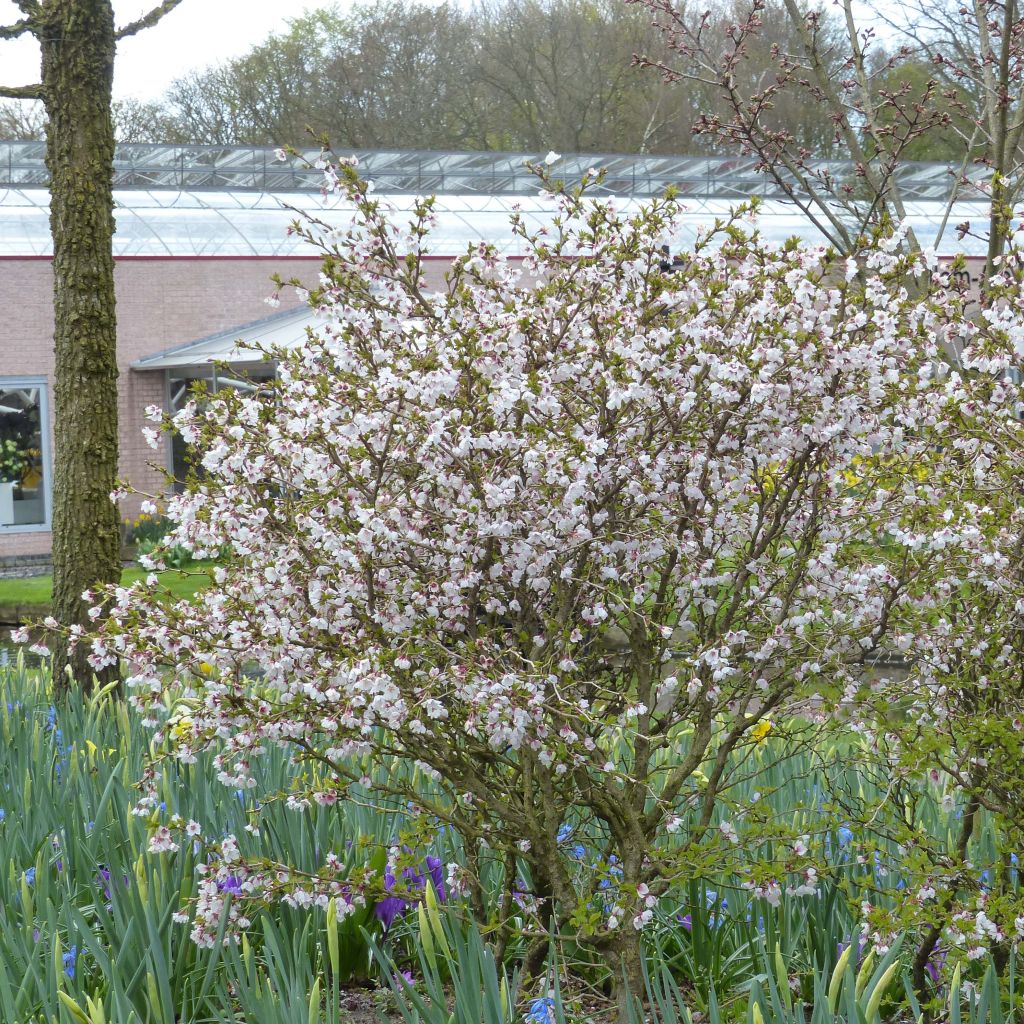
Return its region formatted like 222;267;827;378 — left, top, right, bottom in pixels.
70;159;1024;985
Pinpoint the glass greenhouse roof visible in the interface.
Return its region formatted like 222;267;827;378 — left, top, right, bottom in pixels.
0;142;1005;257
0;141;976;200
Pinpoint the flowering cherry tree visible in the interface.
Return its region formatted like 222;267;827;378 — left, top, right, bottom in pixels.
852;263;1024;1001
73;160;961;1011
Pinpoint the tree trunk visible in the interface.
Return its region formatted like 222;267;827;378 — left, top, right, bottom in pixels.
984;172;1012;287
911;796;979;1021
605;931;645;1024
40;0;121;695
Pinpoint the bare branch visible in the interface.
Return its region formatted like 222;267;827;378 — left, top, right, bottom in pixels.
115;0;186;40
0;84;42;100
933;121;982;249
0;18;32;39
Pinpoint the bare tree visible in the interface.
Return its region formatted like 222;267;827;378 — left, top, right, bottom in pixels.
0;97;46;138
470;0;663;151
867;0;1024;276
111;96;183;143
162;4;480;150
320;2;481;148
631;0;956;254
0;0;186;692
150;0;718;154
0;96;180;142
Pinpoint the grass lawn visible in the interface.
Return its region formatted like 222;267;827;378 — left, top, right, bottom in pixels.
0;563;212;617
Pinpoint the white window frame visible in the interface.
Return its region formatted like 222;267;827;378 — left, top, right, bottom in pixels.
0;376;51;533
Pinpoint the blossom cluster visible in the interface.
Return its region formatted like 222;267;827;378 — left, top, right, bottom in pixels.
69;157;1024;966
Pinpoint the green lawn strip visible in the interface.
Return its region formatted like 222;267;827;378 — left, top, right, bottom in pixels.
0;563;213;620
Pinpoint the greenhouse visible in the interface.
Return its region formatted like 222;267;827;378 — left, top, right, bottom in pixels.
0;141;1007;257
0;142;993;560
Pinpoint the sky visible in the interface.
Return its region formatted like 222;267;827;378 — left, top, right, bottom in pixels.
0;0;323;102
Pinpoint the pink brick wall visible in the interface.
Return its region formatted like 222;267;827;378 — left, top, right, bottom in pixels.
0;255;457;560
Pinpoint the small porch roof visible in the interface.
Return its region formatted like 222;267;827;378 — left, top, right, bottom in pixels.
130;305;323;371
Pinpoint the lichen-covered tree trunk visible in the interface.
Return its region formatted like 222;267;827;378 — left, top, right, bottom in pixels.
41;0;121;694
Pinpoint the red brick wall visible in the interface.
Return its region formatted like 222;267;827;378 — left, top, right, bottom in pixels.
0;256;458;559
0;257;315;558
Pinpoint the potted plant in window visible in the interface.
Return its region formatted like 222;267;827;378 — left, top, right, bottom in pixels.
0;438;26;526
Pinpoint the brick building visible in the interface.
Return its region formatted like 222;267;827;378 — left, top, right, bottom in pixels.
0;142;989;562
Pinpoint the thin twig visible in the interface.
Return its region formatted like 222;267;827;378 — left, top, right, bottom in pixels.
115;0;187;40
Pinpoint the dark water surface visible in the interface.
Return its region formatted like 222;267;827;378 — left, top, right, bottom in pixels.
0;635;43;668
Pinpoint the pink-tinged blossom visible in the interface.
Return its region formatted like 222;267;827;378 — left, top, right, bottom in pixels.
148;827;179;854
69;154;1024;957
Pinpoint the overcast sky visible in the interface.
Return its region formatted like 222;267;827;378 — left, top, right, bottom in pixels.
0;1;325;102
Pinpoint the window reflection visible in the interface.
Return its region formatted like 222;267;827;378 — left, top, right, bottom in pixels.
168;365;276;491
0;384;45;527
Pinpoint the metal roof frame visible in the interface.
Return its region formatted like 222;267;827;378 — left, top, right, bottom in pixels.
131;304;322;371
0;141;989;201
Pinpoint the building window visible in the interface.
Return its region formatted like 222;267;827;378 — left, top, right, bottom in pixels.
0;381;48;529
167;365;276;490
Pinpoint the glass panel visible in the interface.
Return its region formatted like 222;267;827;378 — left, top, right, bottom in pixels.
0;140;984;199
0;385;45;527
168;369;213;492
168;365;277;491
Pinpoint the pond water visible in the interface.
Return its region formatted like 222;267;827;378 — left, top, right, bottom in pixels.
0;634;43;668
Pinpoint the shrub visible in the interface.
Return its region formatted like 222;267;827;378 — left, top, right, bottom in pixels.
77;160;1004;1017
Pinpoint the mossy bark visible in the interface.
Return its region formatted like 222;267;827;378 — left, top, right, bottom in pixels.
605;931;645;1024
40;0;121;694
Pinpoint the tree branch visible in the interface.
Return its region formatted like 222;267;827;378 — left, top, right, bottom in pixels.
0;84;42;100
0;18;32;39
115;0;186;40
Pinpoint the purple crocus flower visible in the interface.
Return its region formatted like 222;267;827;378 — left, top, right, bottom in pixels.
426;856;445;900
98;865;130;901
217;875;243;896
375;897;407;931
374;870;408;931
836;935;868;968
374;856;449;931
924;947;947;986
